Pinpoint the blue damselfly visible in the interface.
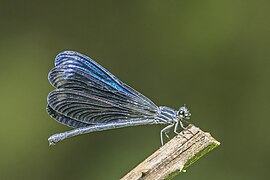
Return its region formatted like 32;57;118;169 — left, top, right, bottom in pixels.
47;51;191;145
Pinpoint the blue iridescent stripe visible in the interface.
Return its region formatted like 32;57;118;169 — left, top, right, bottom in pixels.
155;106;177;123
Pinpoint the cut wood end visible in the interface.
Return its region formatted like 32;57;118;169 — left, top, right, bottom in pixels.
121;124;220;180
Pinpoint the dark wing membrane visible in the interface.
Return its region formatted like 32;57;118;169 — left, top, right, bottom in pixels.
47;51;158;125
47;105;90;128
48;88;156;124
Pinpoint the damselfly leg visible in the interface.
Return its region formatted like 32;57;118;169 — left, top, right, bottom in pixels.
160;123;174;145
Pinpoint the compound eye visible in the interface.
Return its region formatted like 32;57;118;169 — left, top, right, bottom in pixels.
179;110;184;116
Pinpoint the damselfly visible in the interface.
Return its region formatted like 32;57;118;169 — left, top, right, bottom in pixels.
47;51;191;145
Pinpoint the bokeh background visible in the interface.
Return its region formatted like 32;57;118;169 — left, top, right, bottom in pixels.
1;0;269;179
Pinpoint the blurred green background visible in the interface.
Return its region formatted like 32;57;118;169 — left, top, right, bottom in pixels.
1;0;269;179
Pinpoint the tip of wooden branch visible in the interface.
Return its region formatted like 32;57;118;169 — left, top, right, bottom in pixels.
121;124;220;180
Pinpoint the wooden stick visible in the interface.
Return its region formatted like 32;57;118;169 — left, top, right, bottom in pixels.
120;124;220;180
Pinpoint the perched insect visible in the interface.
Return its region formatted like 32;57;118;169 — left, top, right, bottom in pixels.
47;51;191;145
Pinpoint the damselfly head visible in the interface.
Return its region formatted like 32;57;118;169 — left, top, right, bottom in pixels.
178;106;191;120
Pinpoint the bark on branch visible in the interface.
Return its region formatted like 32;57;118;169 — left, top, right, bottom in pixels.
121;124;220;180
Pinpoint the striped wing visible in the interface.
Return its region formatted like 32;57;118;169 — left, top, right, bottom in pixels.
47;51;158;128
